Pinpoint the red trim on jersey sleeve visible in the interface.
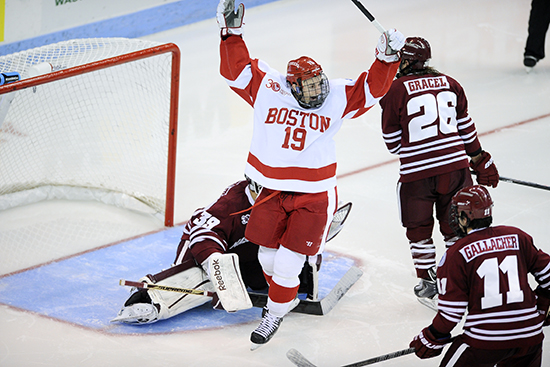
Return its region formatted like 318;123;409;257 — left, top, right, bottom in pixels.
342;59;399;118
367;59;400;98
220;36;266;107
247;153;337;182
220;35;250;81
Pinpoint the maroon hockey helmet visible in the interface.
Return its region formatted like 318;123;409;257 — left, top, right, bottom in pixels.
450;185;494;237
286;56;329;109
400;37;431;71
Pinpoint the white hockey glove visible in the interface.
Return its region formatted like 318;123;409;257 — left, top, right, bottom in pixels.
216;0;245;37
375;28;405;63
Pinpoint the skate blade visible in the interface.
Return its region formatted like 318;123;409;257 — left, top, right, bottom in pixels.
250;342;263;351
417;296;438;312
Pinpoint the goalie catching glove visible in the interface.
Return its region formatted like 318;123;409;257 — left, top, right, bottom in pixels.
470;150;499;188
375;29;405;63
217;0;245;37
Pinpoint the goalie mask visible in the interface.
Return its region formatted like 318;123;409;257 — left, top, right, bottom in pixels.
400;37;431;74
286;56;330;109
449;185;493;237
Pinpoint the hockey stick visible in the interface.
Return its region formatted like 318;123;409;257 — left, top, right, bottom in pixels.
327;202;352;242
471;171;550;191
288;336;457;367
287;347;414;367
119;279;215;297
498;176;550;191
350;0;386;33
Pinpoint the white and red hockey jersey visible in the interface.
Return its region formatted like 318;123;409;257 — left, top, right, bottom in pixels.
380;73;482;183
433;225;550;350
220;35;399;193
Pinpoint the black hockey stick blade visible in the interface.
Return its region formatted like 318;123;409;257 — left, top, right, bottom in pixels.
249;266;363;316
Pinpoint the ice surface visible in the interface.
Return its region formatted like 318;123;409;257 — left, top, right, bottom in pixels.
1;0;549;366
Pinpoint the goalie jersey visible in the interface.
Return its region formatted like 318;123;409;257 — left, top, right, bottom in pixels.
175;180;266;291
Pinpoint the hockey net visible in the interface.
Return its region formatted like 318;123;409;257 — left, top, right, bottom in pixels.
0;38;180;228
0;38;181;275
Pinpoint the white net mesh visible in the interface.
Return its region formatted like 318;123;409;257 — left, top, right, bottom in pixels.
0;38;175;218
0;38;178;274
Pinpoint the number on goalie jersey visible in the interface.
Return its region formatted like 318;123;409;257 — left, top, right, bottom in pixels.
410;186;550;366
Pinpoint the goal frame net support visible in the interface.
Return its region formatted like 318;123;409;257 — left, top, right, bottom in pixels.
0;41;180;227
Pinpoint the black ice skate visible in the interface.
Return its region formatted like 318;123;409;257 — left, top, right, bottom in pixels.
524;55;539;73
250;311;282;350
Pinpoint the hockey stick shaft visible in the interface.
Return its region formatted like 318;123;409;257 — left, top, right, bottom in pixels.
119;279;215;297
350;0;386;33
498;175;550;191
341;347;415;367
288;336;457;367
470;171;550;191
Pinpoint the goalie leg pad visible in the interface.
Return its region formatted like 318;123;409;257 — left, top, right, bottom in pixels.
207;253;252;312
145;266;214;321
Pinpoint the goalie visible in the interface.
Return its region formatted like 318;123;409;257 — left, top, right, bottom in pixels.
111;177;325;324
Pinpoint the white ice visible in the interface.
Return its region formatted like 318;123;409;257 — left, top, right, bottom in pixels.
1;0;550;366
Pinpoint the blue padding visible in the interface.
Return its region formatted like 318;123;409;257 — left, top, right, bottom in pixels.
0;0;279;55
0;225;357;334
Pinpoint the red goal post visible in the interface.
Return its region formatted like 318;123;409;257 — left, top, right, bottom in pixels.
0;39;180;227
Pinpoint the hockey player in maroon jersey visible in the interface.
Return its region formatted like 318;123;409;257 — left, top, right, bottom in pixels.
216;0;404;349
379;37;499;309
410;185;550;366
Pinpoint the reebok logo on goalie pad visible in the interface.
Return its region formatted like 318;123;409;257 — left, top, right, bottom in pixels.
212;259;227;291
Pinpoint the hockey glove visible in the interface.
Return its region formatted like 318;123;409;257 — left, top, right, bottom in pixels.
470;151;499;188
409;325;451;359
375;29;405;63
536;286;550;326
217;0;245;37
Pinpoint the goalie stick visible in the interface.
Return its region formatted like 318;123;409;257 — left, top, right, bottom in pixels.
249;265;363;316
350;0;386;33
119;279;215;297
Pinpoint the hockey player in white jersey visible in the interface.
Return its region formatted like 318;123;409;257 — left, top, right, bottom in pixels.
217;0;404;349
